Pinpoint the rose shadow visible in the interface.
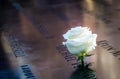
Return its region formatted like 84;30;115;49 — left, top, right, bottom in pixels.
70;64;97;79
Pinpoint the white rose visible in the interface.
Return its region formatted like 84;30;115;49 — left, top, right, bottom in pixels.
62;26;97;56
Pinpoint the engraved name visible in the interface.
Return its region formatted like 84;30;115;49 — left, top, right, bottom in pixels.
7;34;26;57
21;65;35;79
97;40;120;60
56;45;80;68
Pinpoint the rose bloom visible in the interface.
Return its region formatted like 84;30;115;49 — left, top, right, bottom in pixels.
62;26;97;56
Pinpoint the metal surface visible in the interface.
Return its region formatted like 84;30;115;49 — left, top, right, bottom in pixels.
2;0;120;79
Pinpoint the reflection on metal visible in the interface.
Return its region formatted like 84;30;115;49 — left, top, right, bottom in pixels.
22;11;54;39
85;0;94;11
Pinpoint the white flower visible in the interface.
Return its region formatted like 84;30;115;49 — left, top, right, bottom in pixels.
62;26;97;56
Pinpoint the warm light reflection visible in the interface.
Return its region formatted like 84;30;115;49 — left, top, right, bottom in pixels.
83;0;95;27
106;0;113;5
85;0;94;11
